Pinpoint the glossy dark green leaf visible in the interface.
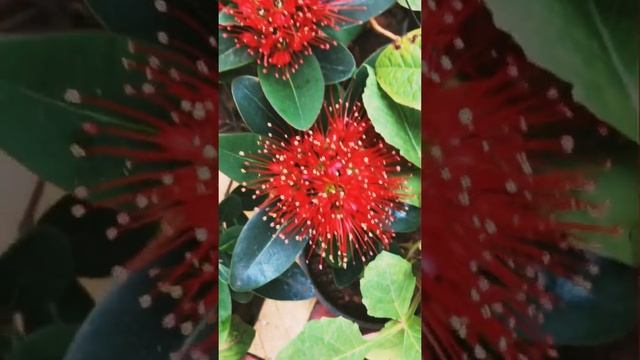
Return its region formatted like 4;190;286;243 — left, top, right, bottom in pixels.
0;226;74;310
229;208;309;292
87;0;215;60
219;133;262;182
332;259;364;288
253;263;314;301
542;257;637;345
220;225;243;253
220;32;257;72
337;0;396;23
64;257;189;360
346;46;385;106
37;195;156;277
231;75;285;135
231;186;268;211
0;33;148;191
324;24;364;45
390;205;420;233
219;194;243;226
486;0;638;141
313;44;356;84
7;324;77;360
259;55;324;130
231;290;255;304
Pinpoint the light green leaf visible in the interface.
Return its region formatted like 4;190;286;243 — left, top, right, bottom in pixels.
364;322;404;360
402;316;421;360
397;0;421;11
220;316;255;360
360;251;415;320
276;317;371;360
363;66;421;167
375;29;421;110
485;0;638;141
219;278;232;345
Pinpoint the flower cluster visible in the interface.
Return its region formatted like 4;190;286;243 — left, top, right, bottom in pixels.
244;100;407;267
222;0;359;78
64;38;216;359
424;0;623;358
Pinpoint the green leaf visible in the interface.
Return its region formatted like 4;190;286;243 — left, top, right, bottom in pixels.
558;162;638;266
231;76;285;135
337;0;396;23
485;0;638;141
332;258;364;288
402;316;421;360
219;133;262;182
313;44;356;85
231;186;268;211
542;257;637;345
0;33;147;191
397;0;421;11
276;317;370;360
399;171;421;208
229;208;309;292
220;33;257;73
87;0;214;58
253;262;314;301
219;278;232;345
364;322;405;360
220;225;244;253
363;66;421;167
324;24;364;45
64;254;194;360
346;46;385;105
259;55;324;130
0;226;74;310
219;194;244;226
7;324;77;360
390;205;420;233
360;251;415;320
375;29;421;110
38;195;157;278
220;316;256;360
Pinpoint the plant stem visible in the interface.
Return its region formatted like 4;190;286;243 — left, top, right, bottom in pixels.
369;18;400;41
406;240;421;259
18;179;44;235
224;179;235;198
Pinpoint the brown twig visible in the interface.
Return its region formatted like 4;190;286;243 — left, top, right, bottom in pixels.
369;18;400;41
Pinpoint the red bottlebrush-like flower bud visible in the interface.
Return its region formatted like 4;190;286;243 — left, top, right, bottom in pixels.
64;39;216;359
245;100;409;267
221;0;361;78
424;0;625;358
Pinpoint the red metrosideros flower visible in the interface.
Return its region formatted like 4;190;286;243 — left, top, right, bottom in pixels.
221;0;359;78
244;100;408;267
424;1;623;358
64;38;216;359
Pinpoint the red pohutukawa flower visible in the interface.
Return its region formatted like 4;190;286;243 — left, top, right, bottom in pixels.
63;38;216;359
424;1;624;359
221;0;359;78
244;101;407;267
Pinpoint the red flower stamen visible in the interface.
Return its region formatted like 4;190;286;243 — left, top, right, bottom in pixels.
424;1;624;359
244;100;408;267
222;0;361;78
64;39;216;359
